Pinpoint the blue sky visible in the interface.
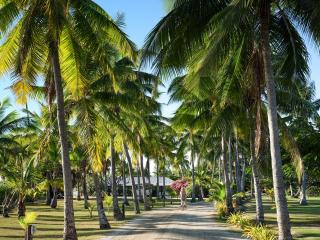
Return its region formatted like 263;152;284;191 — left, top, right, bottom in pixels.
0;0;319;117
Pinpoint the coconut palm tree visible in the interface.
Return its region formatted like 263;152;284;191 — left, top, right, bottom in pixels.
0;0;136;238
143;1;320;237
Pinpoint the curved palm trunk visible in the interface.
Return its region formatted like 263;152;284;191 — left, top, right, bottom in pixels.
299;171;307;205
123;143;140;214
93;173;110;229
50;40;77;240
221;134;233;214
81;159;89;209
260;2;292;239
110;137;124;220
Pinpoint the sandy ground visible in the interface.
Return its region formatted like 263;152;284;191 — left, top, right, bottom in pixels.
101;202;246;240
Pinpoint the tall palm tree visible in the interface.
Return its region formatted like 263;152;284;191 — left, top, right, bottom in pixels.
143;1;320;238
0;1;135;238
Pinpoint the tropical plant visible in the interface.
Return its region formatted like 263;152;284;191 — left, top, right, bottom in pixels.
143;1;320;238
86;202;95;219
0;0;136;238
104;194;113;214
243;225;277;240
227;212;251;229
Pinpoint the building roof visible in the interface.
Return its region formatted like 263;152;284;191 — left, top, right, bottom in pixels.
119;176;173;187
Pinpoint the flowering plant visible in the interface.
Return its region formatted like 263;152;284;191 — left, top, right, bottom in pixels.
170;179;189;193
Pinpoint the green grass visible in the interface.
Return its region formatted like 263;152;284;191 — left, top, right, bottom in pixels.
245;196;320;240
0;197;180;240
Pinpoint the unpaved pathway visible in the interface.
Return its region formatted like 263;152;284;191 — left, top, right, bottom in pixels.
101;202;245;240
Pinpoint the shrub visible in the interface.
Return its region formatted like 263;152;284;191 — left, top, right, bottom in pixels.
265;188;275;202
227;212;251;229
215;201;228;218
18;212;38;230
243;224;277;240
0;181;14;203
104;194;113;213
86;202;95;218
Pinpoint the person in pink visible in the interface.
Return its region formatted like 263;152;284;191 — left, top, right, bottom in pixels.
180;186;187;210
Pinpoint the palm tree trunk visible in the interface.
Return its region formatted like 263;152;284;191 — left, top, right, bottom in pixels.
289;182;294;198
162;161;166;207
138;138;151;210
250;125;264;224
136;164;143;203
260;1;292;239
190;149;196;202
122;159;129;205
50;40;77;240
123;143;140;214
17;196;25;218
110;136;124;220
235;137;241;193
299;171;307;205
221;133;233;214
46;172;53;206
77;181;81;201
241;153;246;193
219;155;223;182
93;173;110;229
50;187;58;208
81;159;89;209
228;136;233;188
146;157;152;204
156;158;160;198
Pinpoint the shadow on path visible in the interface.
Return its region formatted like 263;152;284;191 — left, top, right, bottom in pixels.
101;202;245;240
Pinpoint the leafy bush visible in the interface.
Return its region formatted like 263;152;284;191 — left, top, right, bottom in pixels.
307;186;320;196
86;202;95;218
18;212;38;230
227;212;251;229
215;201;228;218
243;225;277;240
104;194;113;213
0;181;14;203
265;188;275;202
208;181;225;202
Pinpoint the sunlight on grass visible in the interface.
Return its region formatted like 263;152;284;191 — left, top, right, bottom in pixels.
245;197;320;240
0;198;179;240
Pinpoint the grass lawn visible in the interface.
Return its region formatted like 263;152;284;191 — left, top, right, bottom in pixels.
0;197;180;240
245;196;320;240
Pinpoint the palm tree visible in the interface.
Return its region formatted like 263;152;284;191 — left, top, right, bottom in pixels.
0;1;135;238
143;1;320;238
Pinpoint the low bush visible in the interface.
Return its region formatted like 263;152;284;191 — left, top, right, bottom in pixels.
243;224;277;240
86;202;95;218
18;212;38;230
104;194;113;213
215;201;228;218
227;212;251;229
0;181;14;203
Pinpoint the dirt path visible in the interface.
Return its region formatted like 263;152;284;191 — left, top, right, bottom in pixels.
101;202;245;240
